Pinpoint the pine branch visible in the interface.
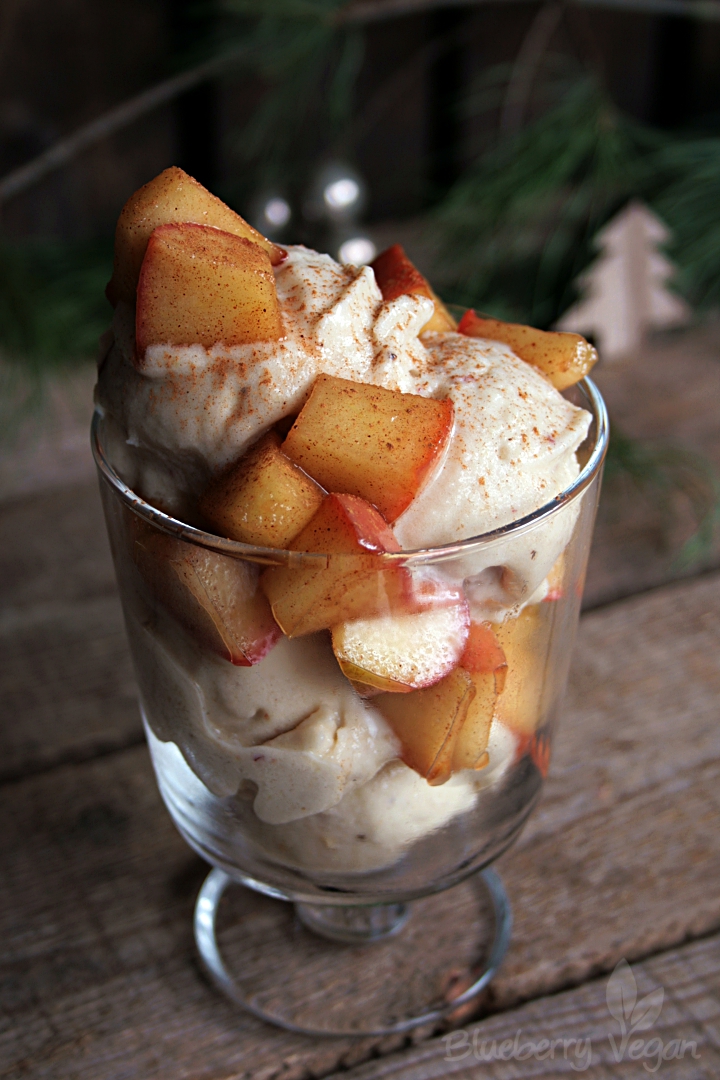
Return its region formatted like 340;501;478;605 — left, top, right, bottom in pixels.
0;46;251;206
430;76;667;324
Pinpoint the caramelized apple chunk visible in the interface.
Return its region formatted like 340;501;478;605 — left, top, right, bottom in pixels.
282;375;453;523
371;244;457;333
200;432;324;548
451;674;494;773
458;310;597;390
374;668;476;785
332;601;469;694
107;166;285;306
495;603;556;734
261;493;411;637
451;622;508;772
460;621;508;693
132;528;280;665
135;223;283;354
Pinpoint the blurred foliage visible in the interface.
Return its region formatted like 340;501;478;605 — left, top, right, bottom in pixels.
0;240;111;432
0;239;111;369
604;430;720;570
432;71;720;327
656;138;720;311
433;77;664;325
217;0;362;206
3;18;720;369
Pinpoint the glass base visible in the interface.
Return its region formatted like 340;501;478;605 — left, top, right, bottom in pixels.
194;866;512;1037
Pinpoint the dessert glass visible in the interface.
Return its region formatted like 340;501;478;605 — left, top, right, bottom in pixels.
92;377;607;1036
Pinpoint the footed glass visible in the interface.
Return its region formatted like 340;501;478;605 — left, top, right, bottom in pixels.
93;378;607;1036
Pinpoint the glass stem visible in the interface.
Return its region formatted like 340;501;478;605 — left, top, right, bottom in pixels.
295;900;410;943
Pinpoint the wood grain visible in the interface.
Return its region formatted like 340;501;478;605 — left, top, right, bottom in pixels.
0;594;140;782
0;483;141;782
0;481;114;611
331;933;720;1080
1;571;719;1078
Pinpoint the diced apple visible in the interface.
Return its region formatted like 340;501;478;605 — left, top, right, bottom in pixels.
282;374;454;522
107;166;285;306
261;493;412;637
452;673;496;772
494;603;556;734
457;310;597;391
135;223;283;353
449;621;507;771
200;431;324;548
460;621;508;693
371;244;457;333
133;527;280;665
332;601;469;694
374;668;476;785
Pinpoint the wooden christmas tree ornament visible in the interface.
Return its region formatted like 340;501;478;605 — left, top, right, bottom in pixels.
556;201;690;362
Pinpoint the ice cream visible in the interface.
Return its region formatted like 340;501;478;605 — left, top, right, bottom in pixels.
96;168;596;874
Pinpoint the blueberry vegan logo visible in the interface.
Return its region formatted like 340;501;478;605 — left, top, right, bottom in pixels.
606;958;664;1064
605;959;698;1073
443;959;700;1073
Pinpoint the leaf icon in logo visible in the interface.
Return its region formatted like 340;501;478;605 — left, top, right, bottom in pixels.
606;959;637;1028
630;987;664;1032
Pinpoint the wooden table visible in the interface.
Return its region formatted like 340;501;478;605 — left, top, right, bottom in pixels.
2;465;720;1077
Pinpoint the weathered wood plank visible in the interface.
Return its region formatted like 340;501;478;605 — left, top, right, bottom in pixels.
331;933;720;1080
526;571;720;842
0;595;140;781
0;481;114;611
0;365;96;504
1;572;720;1078
0;482;141;781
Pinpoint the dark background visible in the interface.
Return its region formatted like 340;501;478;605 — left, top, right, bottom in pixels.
3;0;720;242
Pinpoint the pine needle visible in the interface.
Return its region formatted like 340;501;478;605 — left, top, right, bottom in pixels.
656;138;720;310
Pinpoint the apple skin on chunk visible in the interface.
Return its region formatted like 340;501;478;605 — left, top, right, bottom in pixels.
200;431;324;548
458;310;597;391
261;492;414;637
133;528;280;666
135;224;283;354
332;602;470;695
371;244;457;334
374;668;476;786
107;166;285;306
282;375;454;523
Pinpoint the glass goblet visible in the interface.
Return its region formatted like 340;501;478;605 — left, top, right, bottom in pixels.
92;377;607;1037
